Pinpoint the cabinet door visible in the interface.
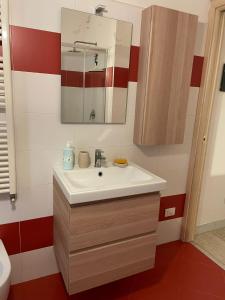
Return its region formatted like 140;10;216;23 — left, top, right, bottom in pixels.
134;6;198;145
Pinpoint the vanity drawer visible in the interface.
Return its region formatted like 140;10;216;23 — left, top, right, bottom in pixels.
53;178;160;252
68;233;157;294
69;193;160;251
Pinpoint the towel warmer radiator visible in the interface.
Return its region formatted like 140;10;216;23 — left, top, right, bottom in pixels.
0;0;16;202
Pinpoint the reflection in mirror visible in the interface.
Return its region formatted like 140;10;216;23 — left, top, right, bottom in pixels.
61;8;132;124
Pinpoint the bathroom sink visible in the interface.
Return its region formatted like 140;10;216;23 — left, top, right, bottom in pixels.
53;163;167;204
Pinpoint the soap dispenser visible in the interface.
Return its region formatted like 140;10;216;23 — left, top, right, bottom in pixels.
63;141;75;170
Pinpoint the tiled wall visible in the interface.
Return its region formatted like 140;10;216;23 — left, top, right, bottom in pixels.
0;0;208;284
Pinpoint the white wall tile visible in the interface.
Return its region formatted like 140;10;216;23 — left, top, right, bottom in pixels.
10;246;58;284
83;88;106;123
14;112;75;151
75;0;142;45
194;22;207;56
17;184;53;222
131;147;190;196
0;184;53;225
62;87;84;123
10;0;142;45
112;0;210;23
187;87;199;117
9;253;22;284
184;115;196;146
111;88;128;124
12;72;61;115
99;145;134;162
9;0;75;32
20;246;58;282
73;124;132;147
157;217;183;245
16;150;61;188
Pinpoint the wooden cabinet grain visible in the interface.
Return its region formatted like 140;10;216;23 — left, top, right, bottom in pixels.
134;6;198;145
69;233;156;294
53;178;160;294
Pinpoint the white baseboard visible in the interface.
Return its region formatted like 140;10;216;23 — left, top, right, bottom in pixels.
196;219;225;234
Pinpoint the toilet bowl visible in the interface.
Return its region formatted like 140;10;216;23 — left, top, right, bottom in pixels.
0;240;11;300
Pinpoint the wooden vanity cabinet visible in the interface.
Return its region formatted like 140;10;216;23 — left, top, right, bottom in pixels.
53;178;160;294
134;6;198;145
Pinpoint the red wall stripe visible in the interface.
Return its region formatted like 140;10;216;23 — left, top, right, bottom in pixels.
61;70;83;87
85;70;106;88
129;45;139;82
0;216;53;255
62;67;129;88
105;67;129;88
10;25;61;75
0;222;20;255
10;25;204;88
20;216;53;253
191;56;204;87
9;25;132;85
105;66;129;88
114;67;129;88
159;194;186;222
62;70;107;88
0;194;185;255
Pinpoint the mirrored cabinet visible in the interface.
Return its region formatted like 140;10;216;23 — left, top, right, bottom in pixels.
61;8;132;124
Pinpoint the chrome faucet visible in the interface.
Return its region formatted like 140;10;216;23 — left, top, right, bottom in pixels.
95;149;106;167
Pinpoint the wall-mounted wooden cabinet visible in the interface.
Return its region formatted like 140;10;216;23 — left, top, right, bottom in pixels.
134;6;198;145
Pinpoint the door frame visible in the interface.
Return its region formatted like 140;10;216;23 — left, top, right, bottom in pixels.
181;0;225;241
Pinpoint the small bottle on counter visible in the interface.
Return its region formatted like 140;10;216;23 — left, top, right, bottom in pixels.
63;141;75;170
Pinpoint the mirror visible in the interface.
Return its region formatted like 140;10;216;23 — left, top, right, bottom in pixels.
61;8;132;124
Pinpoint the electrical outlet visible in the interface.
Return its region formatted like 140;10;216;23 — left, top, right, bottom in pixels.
165;207;176;218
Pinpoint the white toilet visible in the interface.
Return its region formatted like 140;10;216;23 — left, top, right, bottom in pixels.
0;240;11;300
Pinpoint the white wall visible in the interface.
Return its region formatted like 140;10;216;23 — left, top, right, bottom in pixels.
0;0;208;225
197;28;225;226
113;0;210;23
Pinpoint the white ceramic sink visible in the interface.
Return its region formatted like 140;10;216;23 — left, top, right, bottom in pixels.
53;163;167;205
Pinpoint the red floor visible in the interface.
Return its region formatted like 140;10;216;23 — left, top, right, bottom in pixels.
8;241;225;300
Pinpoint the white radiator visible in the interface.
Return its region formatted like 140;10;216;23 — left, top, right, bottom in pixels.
0;0;16;202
